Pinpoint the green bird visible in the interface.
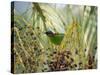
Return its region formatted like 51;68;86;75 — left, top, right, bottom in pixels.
45;31;64;45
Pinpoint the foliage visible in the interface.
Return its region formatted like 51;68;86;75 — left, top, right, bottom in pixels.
11;2;97;73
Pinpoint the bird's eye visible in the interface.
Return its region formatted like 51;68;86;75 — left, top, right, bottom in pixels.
45;31;53;35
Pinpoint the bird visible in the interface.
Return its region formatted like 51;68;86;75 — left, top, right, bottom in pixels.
45;31;64;45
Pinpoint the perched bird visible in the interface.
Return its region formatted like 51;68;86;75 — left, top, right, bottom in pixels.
45;31;64;45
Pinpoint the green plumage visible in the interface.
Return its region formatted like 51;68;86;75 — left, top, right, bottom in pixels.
48;34;64;45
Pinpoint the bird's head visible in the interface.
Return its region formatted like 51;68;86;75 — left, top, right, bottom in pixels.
45;31;54;37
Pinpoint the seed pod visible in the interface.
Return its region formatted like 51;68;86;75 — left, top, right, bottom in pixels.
79;62;82;65
95;46;97;50
84;48;87;51
37;27;39;29
74;64;77;67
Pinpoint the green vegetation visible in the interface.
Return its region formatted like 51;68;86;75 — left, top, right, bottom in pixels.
11;2;97;73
